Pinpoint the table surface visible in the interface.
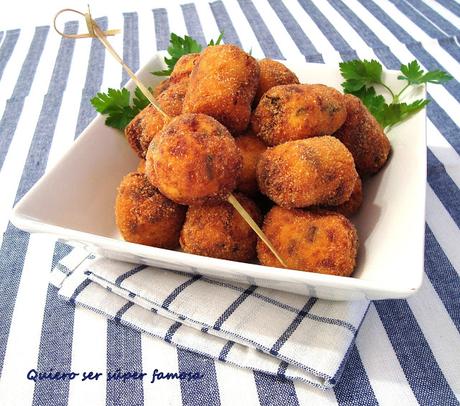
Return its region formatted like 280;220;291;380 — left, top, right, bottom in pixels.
0;0;459;405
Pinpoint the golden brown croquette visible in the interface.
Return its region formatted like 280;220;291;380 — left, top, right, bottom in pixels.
153;78;171;97
333;94;391;175
251;84;347;146
147;113;242;205
156;80;188;117
137;159;146;173
235;131;267;196
115;172;186;248
125;55;200;159
257;206;358;276
323;176;363;218
183;44;260;134
169;53;200;84
257;136;358;208
180;193;262;261
125;104;169;159
254;58;299;105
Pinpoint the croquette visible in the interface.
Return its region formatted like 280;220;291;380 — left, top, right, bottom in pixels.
333;94;391;175
154;78;171;97
324;176;363;217
137;159;146;173
124;83;188;160
169;53;200;84
147;113;242;205
257;206;358;276
115;172;186;248
235;131;267;196
254;58;299;105
125;55;200;159
252;84;347;146
180;193;262;261
257;136;358;208
157;80;188;117
183;44;260;134
125;104;169;159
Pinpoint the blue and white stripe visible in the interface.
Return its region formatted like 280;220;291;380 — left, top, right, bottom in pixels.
0;1;459;404
51;255;367;389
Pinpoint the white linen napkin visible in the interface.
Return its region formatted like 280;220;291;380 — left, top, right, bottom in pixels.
50;249;369;389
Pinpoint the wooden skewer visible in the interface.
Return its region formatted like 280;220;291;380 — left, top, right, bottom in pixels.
54;6;287;268
54;7;169;120
227;194;287;267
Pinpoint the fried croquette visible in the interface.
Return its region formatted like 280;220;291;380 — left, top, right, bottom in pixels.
235;131;267;196
124;82;191;159
334;94;391;175
125;104;169;159
154;78;171;97
323;176;363;217
137;159;146;173
257;206;358;276
252;84;347;146
156;80;188;117
180;193;262;261
170;53;200;83
147;113;242;205
183;44;260;134
254;58;299;105
125;55;200;159
257;136;358;208
115;172;186;248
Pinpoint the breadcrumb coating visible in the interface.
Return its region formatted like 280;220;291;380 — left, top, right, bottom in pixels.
170;53;200;84
125;54;200;159
125;104;169;159
254;58;299;105
235;131;267;196
153;78;171;97
257;206;358;276
333;94;391;175
183;44;260;134
324;176;363;218
252;84;347;146
115;172;186;248
148;113;242;205
257;136;358;208
180;193;262;261
137;159;146;173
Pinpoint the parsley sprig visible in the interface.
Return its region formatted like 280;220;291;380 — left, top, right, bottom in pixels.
91;87;151;131
91;32;223;131
340;59;452;130
153;32;223;76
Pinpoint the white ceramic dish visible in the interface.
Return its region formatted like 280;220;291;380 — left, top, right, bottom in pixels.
11;54;426;301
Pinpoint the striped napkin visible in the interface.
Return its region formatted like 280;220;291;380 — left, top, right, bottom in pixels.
50;249;369;390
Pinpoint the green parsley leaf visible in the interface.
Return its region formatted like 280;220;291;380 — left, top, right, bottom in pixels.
340;58;451;130
153;32;224;76
92;31;225;131
339;59;383;93
351;86;387;119
90;87;151;131
396;99;430;123
398;60;453;85
378;100;429;129
133;86;151;111
153;33;203;76
208;32;224;46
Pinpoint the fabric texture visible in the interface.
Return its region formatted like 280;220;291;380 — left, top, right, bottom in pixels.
0;0;459;405
50;250;369;389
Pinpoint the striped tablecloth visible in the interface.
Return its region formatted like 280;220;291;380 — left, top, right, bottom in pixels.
0;1;459;405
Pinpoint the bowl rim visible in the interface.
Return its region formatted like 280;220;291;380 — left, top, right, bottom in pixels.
10;55;426;301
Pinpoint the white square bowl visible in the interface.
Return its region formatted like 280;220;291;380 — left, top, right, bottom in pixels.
11;54;426;301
